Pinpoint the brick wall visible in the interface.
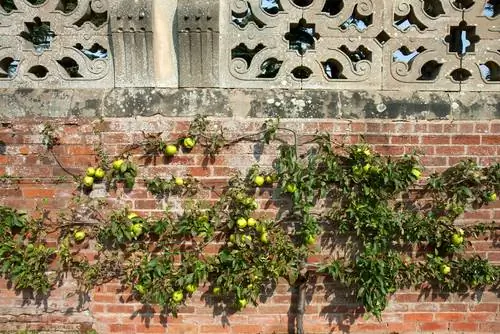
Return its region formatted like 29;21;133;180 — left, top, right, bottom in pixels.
0;118;499;334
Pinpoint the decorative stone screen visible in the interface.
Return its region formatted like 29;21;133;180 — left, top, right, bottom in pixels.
0;0;113;88
220;0;500;91
1;0;499;91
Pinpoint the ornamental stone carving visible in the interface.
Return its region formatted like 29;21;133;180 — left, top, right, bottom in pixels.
0;0;113;88
218;0;499;91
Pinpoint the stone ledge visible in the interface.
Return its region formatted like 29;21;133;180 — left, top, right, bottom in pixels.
0;89;499;120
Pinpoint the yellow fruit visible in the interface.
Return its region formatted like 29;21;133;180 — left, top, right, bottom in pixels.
175;177;184;186
237;217;247;229
198;215;209;223
237;298;248;308
73;230;86;242
183;137;195;149
305;234;316;245
112;159;124;171
260;232;269;243
411;168;421;179
165;144;177;156
172;291;183;303
487;193;497;202
256;223;266;233
265;175;273;184
363;164;371;172
451;234;463;246
458;228;465;236
134;284;145;295
286;183;297;193
127;213;139;220
86;167;96;177
247;218;257;227
244;197;258;209
212;287;221;295
241;235;252;243
185;284;197;293
94;168;105;179
440;264;451;275
363;148;371;156
83;176;94;188
254;175;265;187
130;223;143;237
229;234;236;243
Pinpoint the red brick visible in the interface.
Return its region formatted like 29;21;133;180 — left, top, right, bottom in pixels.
478;322;500;332
451;322;479;332
482;135;500;145
22;187;56;198
109;324;136;333
200;325;230;333
403;313;434;321
451;135;481;145
364;134;389;144
229;325;262;333
422;135;450;145
419;322;449;331
435;146;466;155
435;312;464;321
390;136;419;145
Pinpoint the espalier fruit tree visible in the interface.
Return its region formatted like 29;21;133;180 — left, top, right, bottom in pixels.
0;116;498;334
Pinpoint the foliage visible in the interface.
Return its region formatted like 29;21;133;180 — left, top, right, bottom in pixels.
0;115;498;326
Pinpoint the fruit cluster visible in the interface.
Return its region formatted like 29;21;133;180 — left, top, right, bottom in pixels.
82;166;106;189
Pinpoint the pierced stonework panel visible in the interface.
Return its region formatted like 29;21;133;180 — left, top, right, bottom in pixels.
220;0;382;89
219;0;498;91
0;0;113;88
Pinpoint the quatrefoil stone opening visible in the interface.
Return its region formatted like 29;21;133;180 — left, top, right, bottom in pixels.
285;19;320;56
20;17;56;53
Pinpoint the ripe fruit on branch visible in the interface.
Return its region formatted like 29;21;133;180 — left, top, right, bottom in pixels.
440;264;451;275
94;168;105;179
237;298;248;309
86;167;95;177
451;233;463;246
112;159;124;171
83;176;94;188
237;217;247;229
247;218;257;227
305;234;316;245
183;137;195;149
411;168;421;179
185;284;197;293
175;177;184;186
260;232;269;244
73;230;86;242
165;144;177;156
172;291;183;303
127;213;139;220
130;223;143;237
254;175;265;187
285;183;297;193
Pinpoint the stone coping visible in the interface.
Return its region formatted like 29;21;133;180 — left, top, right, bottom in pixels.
0;88;499;120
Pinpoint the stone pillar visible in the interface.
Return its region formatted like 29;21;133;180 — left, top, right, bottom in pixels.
177;0;220;88
152;0;178;87
110;0;155;87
